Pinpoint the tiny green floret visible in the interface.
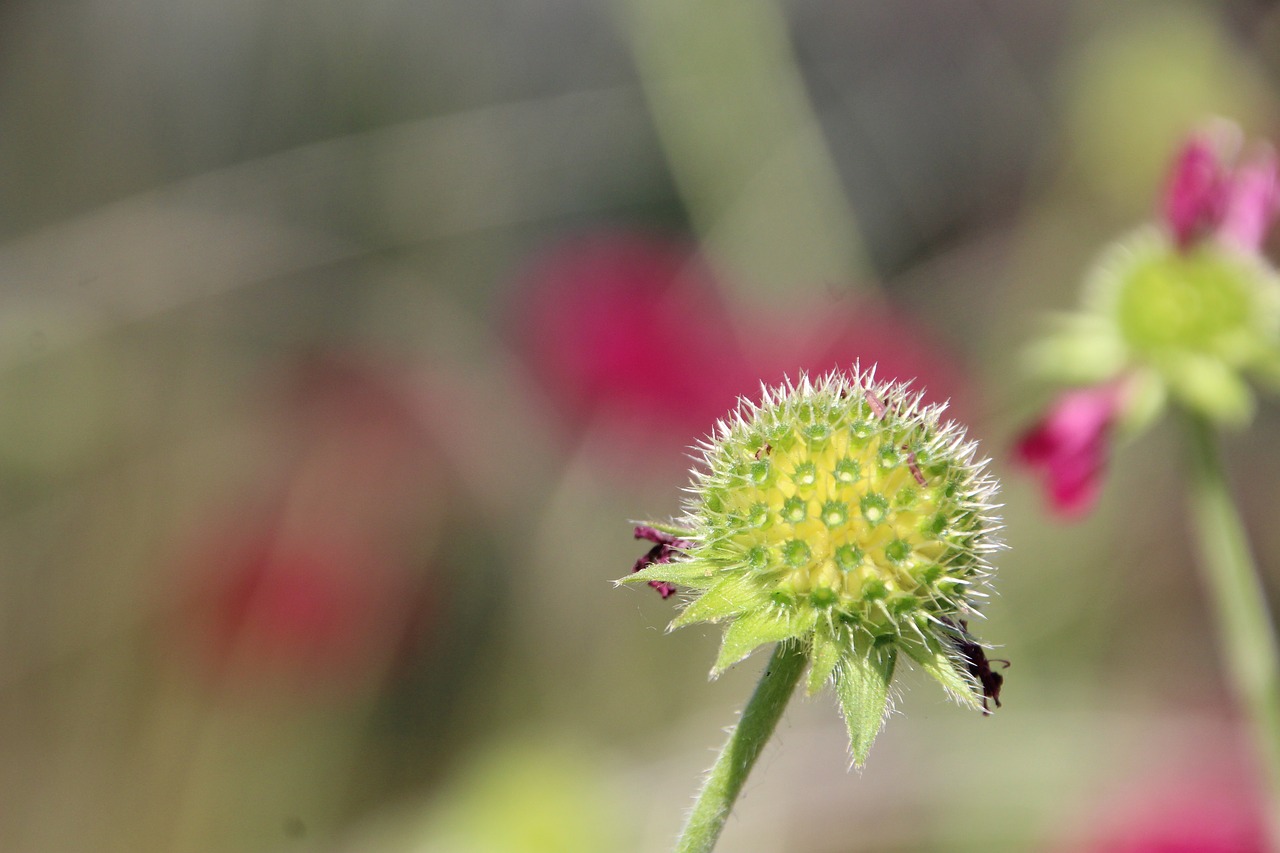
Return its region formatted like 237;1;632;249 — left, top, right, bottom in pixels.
623;368;1003;765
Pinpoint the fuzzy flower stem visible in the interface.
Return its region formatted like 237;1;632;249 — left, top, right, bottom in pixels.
676;642;807;853
1184;414;1280;843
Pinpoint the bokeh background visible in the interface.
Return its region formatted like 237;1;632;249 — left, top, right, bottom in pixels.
3;1;1280;850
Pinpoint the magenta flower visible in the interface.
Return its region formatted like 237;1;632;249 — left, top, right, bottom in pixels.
170;351;442;694
1162;129;1280;253
510;231;983;466
1055;762;1268;853
1162;133;1228;251
1014;381;1126;519
507;231;747;450
169;505;439;697
194;526;415;686
1219;151;1280;253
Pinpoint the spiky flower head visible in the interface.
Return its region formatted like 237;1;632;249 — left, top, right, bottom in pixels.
623;368;1003;765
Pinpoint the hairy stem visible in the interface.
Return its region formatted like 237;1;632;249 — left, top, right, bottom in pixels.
675;642;807;853
1184;414;1280;842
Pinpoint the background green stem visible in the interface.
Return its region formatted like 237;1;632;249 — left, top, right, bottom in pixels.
1184;414;1280;842
675;642;807;853
616;0;874;306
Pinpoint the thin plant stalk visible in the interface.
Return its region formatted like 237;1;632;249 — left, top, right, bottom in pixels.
617;0;874;303
675;642;807;853
1184;414;1280;843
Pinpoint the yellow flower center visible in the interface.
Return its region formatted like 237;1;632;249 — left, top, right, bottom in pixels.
721;423;950;614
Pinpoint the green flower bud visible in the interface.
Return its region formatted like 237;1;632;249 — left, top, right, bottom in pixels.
1083;228;1280;425
622;369;1003;764
1032;226;1280;429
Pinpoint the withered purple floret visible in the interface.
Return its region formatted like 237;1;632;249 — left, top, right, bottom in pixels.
631;525;693;599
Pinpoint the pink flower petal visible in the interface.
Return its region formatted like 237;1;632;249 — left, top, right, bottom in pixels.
1014;383;1124;519
1218;148;1280;253
1160;125;1280;254
1162;134;1228;251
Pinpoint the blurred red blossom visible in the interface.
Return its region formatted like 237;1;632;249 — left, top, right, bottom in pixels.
1014;381;1126;519
509;230;974;462
170;351;443;694
1056;762;1268;853
184;522;424;689
508;231;747;449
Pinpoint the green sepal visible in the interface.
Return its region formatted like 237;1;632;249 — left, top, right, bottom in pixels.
672;574;766;627
835;639;897;766
1116;369;1167;437
900;636;982;710
713;608;817;675
632;520;697;537
1025;316;1126;385
622;560;721;590
1163;352;1255;427
806;626;841;695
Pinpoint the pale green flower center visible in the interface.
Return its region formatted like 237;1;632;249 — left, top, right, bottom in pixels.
1116;245;1257;356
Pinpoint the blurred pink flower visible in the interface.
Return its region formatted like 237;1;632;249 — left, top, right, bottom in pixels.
508;231;748;448
1219;151;1280;253
1163;133;1228;251
171;351;442;693
510;232;975;462
1058;764;1268;853
1162;130;1280;253
1014;381;1126;519
188;524;421;689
